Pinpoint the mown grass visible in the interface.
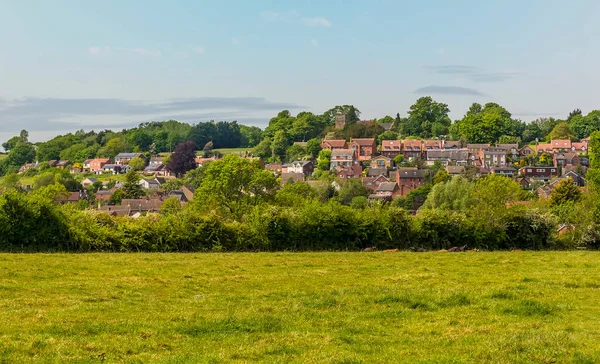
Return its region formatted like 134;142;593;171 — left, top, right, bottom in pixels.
0;153;7;160
211;147;252;155
0;252;599;363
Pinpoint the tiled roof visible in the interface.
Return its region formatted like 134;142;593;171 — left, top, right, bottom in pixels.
351;138;376;146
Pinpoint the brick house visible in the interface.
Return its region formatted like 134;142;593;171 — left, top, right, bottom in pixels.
89;158;110;173
423;140;442;151
402;140;422;160
550;139;572;153
350;138;377;161
519;166;559;181
115;153;146;165
321;139;348;150
478;149;507;167
370;155;392;169
369;182;400;202
425;150;469;166
381;140;402;159
554;152;580;168
362;175;390;191
396;168;427;196
519;145;535;157
571;142;588;155
330;149;358;170
491;166;516;177
495;144;519;158
336;165;363;179
443;140;461;149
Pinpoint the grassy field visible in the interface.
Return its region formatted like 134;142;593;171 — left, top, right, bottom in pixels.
1;252;599;363
0;153;7;160
211;147;252;155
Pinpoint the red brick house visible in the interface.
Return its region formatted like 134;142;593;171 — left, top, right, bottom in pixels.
336;165;363;179
519;145;535;157
553;152;580;168
350;138;377;161
396;168;427;196
321;139;348;150
89;158;110;173
362;175;390;191
423;140;442;151
369;182;400;202
519;166;559;181
381;140;402;158
402;140;422;160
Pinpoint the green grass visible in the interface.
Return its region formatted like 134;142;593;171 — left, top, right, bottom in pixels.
0;153;7;160
1;252;599;363
207;147;252;155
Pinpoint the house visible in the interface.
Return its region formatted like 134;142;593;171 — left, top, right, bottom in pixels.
83;159;92;170
516;176;532;189
330;149;358;170
265;164;282;175
425;150;469;166
321;139;348;150
423;140;442;151
115;153;146;165
281;172;305;184
551;139;572;152
96;188;117;204
287;160;314;176
519;145;535;157
495;144;519;158
336;165;363;179
491;166;516;177
370;155;392;169
564;168;586;186
446;165;465;176
381;140;402;159
89;158;110;173
536;144;553;154
48;160;59;167
195;156;217;166
350;138;377;161
519;166;559;181
101;198;165;214
101;164;128;174
478;149;506;167
81;177;98;188
362;175;390;190
467;144;491;152
369;182;400;202
139;178;162;189
56;190;87;204
443;141;461;149
143;163;170;177
536;184;554;199
396;168;427;196
69;167;82;174
553;152;580;168
571;142;588;155
18;162;39;174
402;140;422;160
56;160;69;169
367;168;388;178
149;156;166;166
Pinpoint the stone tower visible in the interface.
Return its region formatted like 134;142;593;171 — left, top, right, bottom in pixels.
335;112;346;129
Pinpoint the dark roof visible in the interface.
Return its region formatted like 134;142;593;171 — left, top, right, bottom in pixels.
397;168;427;178
376;182;397;192
367;168;388;177
426;150;469;160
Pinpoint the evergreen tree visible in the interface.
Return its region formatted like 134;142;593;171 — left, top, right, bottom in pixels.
122;169;144;199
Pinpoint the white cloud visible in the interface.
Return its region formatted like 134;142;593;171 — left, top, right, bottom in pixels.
88;46;110;55
260;11;283;21
310;39;319;47
303;17;332;28
193;47;206;55
131;48;161;56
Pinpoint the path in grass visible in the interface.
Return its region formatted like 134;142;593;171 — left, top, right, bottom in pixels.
0;252;599;363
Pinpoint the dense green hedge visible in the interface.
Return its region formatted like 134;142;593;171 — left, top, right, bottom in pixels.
0;190;569;252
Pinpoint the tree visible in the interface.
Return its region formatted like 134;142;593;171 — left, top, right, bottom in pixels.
194;154;278;215
0;173;21;190
160;197;182;215
376;115;395;124
570;112;600;140
202;141;214;157
109;189;124;205
422;176;473;211
338;179;370;205
253;137;273;160
452;102;520;143
350;196;369;209
129;157;147;171
377;131;399;145
546;121;575;141
166;141;197;177
5;142;36;170
317;149;331;171
433;170;451;185
99;137;128;159
323;105;361;126
567;109;582;121
305;138;322;158
550;178;581;207
393;154;404;165
285;144;306;162
240;125;263;147
403;97;451;138
271;130;289;161
122;169;144;199
2;136;20;152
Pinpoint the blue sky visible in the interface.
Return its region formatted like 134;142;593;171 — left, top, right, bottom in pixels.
1;0;599;142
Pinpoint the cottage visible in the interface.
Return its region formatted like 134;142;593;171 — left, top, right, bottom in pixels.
425;149;469;166
554;152;580;168
330;149;358;170
115;153;146;165
89;158;110;173
380;140;402;159
370;155;392;169
321;139;348;150
495;144;519;158
287;160;314;176
491;166;516;177
350;138;377;161
516;176;532;189
369;182;400;202
396;168;427;196
138;178;162;189
467;144;491;152
571;142;588;155
446;165;465;176
519;145;535;157
367;167;388;178
336;165;363;179
551;139;572;152
81;177;98;188
362;175;390;190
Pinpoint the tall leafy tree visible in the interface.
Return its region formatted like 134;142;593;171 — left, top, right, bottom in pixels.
546;121;575;141
403;97;451;138
550;179;581;207
166;141;198;177
452;102;518;143
122;169;144;199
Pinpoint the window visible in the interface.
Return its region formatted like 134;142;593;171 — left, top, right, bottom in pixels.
536;169;545;172
384;146;390;150
527;169;532;172
551;169;556;173
378;160;384;166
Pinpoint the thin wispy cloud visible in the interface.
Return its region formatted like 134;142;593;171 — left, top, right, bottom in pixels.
310;39;319;47
88;46;110;55
131;48;161;56
260;11;284;21
415;85;486;96
303;17;332;28
427;65;481;74
192;47;206;55
427;65;521;83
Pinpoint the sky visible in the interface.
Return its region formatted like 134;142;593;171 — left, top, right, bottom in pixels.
1;0;600;143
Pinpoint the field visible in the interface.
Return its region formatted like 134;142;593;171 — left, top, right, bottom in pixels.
0;153;7;160
212;147;252;155
1;252;599;363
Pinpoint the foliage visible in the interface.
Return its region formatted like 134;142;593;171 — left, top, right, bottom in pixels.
337;179;370;205
452;103;523;143
317;149;331;171
546;121;575;141
122;170;144;199
433;170;451;185
393;154;404;165
399;97;451;138
166;141;197;177
129;157;147;171
422;176;473;211
550;179;581;207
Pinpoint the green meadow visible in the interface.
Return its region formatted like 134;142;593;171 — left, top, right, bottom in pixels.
0;252;599;363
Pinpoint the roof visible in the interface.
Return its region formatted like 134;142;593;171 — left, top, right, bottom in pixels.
397;167;427;178
372;155;391;161
281;172;305;183
492;166;516;172
443;141;461;148
446;166;465;174
572;142;587;150
380;123;393;131
424;140;442;148
350;138;376;146
83;177;98;182
331;149;355;158
322;139;347;148
536;144;552;152
381;140;401;149
91;158;110;163
121;198;164;211
291;160;312;166
376;182;397;192
426;150;469;160
467;143;491;150
367;168;388;177
551;139;572;148
266;164;282;170
495;144;519;150
403;140;422;149
116;153;143;158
